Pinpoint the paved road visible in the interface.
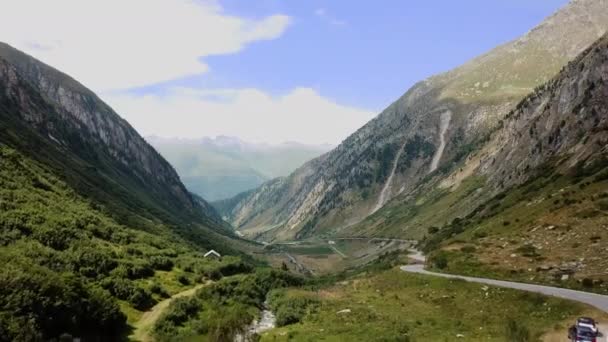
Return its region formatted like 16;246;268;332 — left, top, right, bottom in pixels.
401;263;608;314
334;237;416;244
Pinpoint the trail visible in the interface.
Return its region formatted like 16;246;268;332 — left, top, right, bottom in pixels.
372;140;408;213
429;110;452;173
131;283;206;342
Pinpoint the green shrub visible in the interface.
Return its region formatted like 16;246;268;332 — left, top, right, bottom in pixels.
515;245;539;258
268;290;320;326
177;274;190;285
460;246;476;253
431;252;449;270
0;260;126;340
153;269;303;341
150;256;174;271
505;318;530;342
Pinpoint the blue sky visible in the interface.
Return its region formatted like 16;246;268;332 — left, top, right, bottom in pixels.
181;0;569;110
1;0;569;144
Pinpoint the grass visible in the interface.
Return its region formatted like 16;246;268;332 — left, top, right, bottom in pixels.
285;245;335;256
423;167;608;294
260;268;588;341
347;176;488;239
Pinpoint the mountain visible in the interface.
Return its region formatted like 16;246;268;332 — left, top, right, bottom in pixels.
415;32;608;291
217;0;608;242
0;42;226;228
0;43;251;340
148;136;331;201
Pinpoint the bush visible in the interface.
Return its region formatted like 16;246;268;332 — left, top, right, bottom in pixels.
100;277;156;310
460;246;476;253
505;319;530;342
150;282;170;298
268;290;320;327
177;274;190;285
150;256;174;271
0;261;127;340
515;245;539;258
431;252;449;270
153;268;303;341
473;231;488;239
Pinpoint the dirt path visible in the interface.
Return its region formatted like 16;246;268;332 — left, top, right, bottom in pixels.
130;283;207;342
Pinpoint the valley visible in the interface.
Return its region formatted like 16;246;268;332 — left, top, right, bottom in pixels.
2;0;608;341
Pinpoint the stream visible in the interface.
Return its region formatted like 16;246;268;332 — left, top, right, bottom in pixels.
234;304;276;341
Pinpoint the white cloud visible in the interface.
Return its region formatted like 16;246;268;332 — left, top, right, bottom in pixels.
105;87;376;145
0;0;290;91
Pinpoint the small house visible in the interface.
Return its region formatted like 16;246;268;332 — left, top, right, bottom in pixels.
204;249;221;260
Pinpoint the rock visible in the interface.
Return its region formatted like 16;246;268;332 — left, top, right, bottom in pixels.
456;334;465;338
337;309;351;314
537;265;552;272
561;274;570;281
510;254;517;258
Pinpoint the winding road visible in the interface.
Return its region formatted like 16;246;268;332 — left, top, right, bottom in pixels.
401;263;608;313
402;251;608;340
401;251;608;314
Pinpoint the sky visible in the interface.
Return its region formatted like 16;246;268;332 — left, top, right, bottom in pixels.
0;0;569;145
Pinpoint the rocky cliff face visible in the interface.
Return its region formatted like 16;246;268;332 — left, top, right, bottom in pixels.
220;0;608;241
0;43;224;228
478;34;608;187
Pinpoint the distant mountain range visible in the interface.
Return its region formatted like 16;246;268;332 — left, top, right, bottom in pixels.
148;136;332;201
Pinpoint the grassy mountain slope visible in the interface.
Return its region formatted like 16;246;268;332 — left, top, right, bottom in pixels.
220;0;608;242
0;145;251;340
0;44;259;339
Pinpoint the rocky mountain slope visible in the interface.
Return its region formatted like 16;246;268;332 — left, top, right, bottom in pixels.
148;136;330;201
415;33;608;292
218;0;608;241
0;42;225;228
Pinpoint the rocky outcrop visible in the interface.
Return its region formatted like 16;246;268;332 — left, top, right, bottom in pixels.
478;33;608;187
221;0;608;241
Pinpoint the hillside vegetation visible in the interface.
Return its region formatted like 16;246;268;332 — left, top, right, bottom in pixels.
0;42;260;340
0;145;254;340
258;254;606;341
